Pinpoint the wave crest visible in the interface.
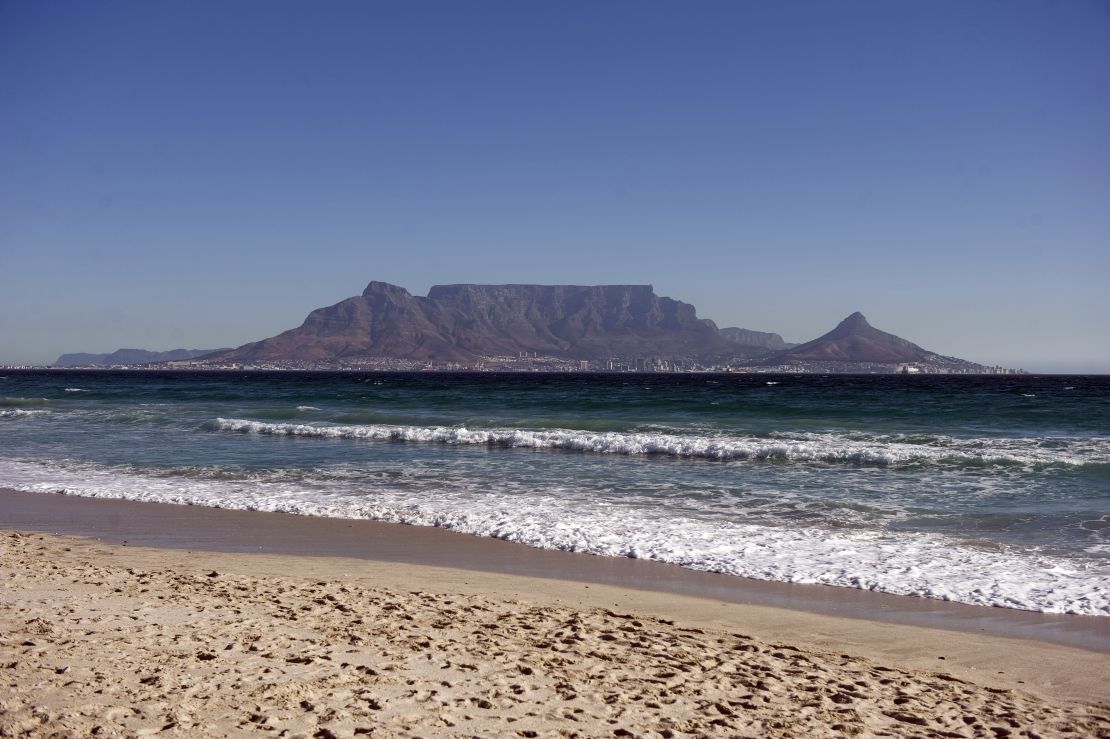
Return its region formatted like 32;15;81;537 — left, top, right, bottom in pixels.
0;397;49;407
211;418;1100;468
0;409;48;419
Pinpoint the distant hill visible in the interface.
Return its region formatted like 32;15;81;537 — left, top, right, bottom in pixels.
61;290;994;371
719;327;795;352
54;348;227;367
766;312;961;365
207;282;781;364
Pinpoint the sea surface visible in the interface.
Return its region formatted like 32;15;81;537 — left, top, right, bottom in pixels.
2;370;1108;615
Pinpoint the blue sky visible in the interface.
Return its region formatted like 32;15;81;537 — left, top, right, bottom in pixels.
2;0;1108;371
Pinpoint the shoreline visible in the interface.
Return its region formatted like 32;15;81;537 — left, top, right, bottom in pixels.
3;487;1108;655
3;486;1109;735
3;487;1109;654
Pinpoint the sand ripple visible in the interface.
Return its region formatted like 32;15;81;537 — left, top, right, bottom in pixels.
1;531;1107;738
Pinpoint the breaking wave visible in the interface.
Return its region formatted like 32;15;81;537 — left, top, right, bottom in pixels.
0;397;49;407
1;457;1106;616
211;417;1105;468
0;409;48;419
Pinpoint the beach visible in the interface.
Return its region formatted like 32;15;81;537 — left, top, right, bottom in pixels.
2;491;1109;738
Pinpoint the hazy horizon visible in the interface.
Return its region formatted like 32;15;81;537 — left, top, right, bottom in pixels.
15;278;1108;374
2;1;1108;372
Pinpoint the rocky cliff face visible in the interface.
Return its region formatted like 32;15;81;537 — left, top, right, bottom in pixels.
767;312;938;364
719;327;794;352
213;282;766;363
218;282;466;362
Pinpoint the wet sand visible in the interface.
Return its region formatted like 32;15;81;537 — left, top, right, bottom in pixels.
1;489;1109;737
2;488;1107;653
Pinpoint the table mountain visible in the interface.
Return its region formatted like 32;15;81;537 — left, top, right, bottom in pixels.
209;282;776;363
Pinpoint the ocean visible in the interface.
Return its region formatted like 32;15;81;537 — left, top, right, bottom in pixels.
2;370;1107;616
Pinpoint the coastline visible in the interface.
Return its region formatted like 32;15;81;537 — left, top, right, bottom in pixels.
2;487;1107;654
2;488;1109;708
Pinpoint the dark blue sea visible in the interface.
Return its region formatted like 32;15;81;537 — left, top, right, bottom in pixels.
2;370;1107;614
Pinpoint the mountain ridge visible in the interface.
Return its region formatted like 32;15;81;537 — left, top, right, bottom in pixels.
210;282;778;364
765;312;945;365
54;348;228;367
720;327;795;352
65;284;997;372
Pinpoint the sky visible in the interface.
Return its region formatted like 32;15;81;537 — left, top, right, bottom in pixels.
1;0;1108;372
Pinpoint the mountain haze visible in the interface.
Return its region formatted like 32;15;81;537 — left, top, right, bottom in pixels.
719;327;795;352
54;348;227;367
211;282;777;364
186;284;993;371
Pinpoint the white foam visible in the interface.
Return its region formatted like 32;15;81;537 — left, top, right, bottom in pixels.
296;405;321;411
212;418;1107;468
0;409;47;419
64;388;88;393
1;456;1106;616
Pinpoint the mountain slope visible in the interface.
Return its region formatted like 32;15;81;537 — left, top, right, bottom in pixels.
54;348;227;367
767;312;940;364
719;327;795;352
211;282;753;363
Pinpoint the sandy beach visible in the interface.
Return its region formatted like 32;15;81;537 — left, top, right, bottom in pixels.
2;494;1109;737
